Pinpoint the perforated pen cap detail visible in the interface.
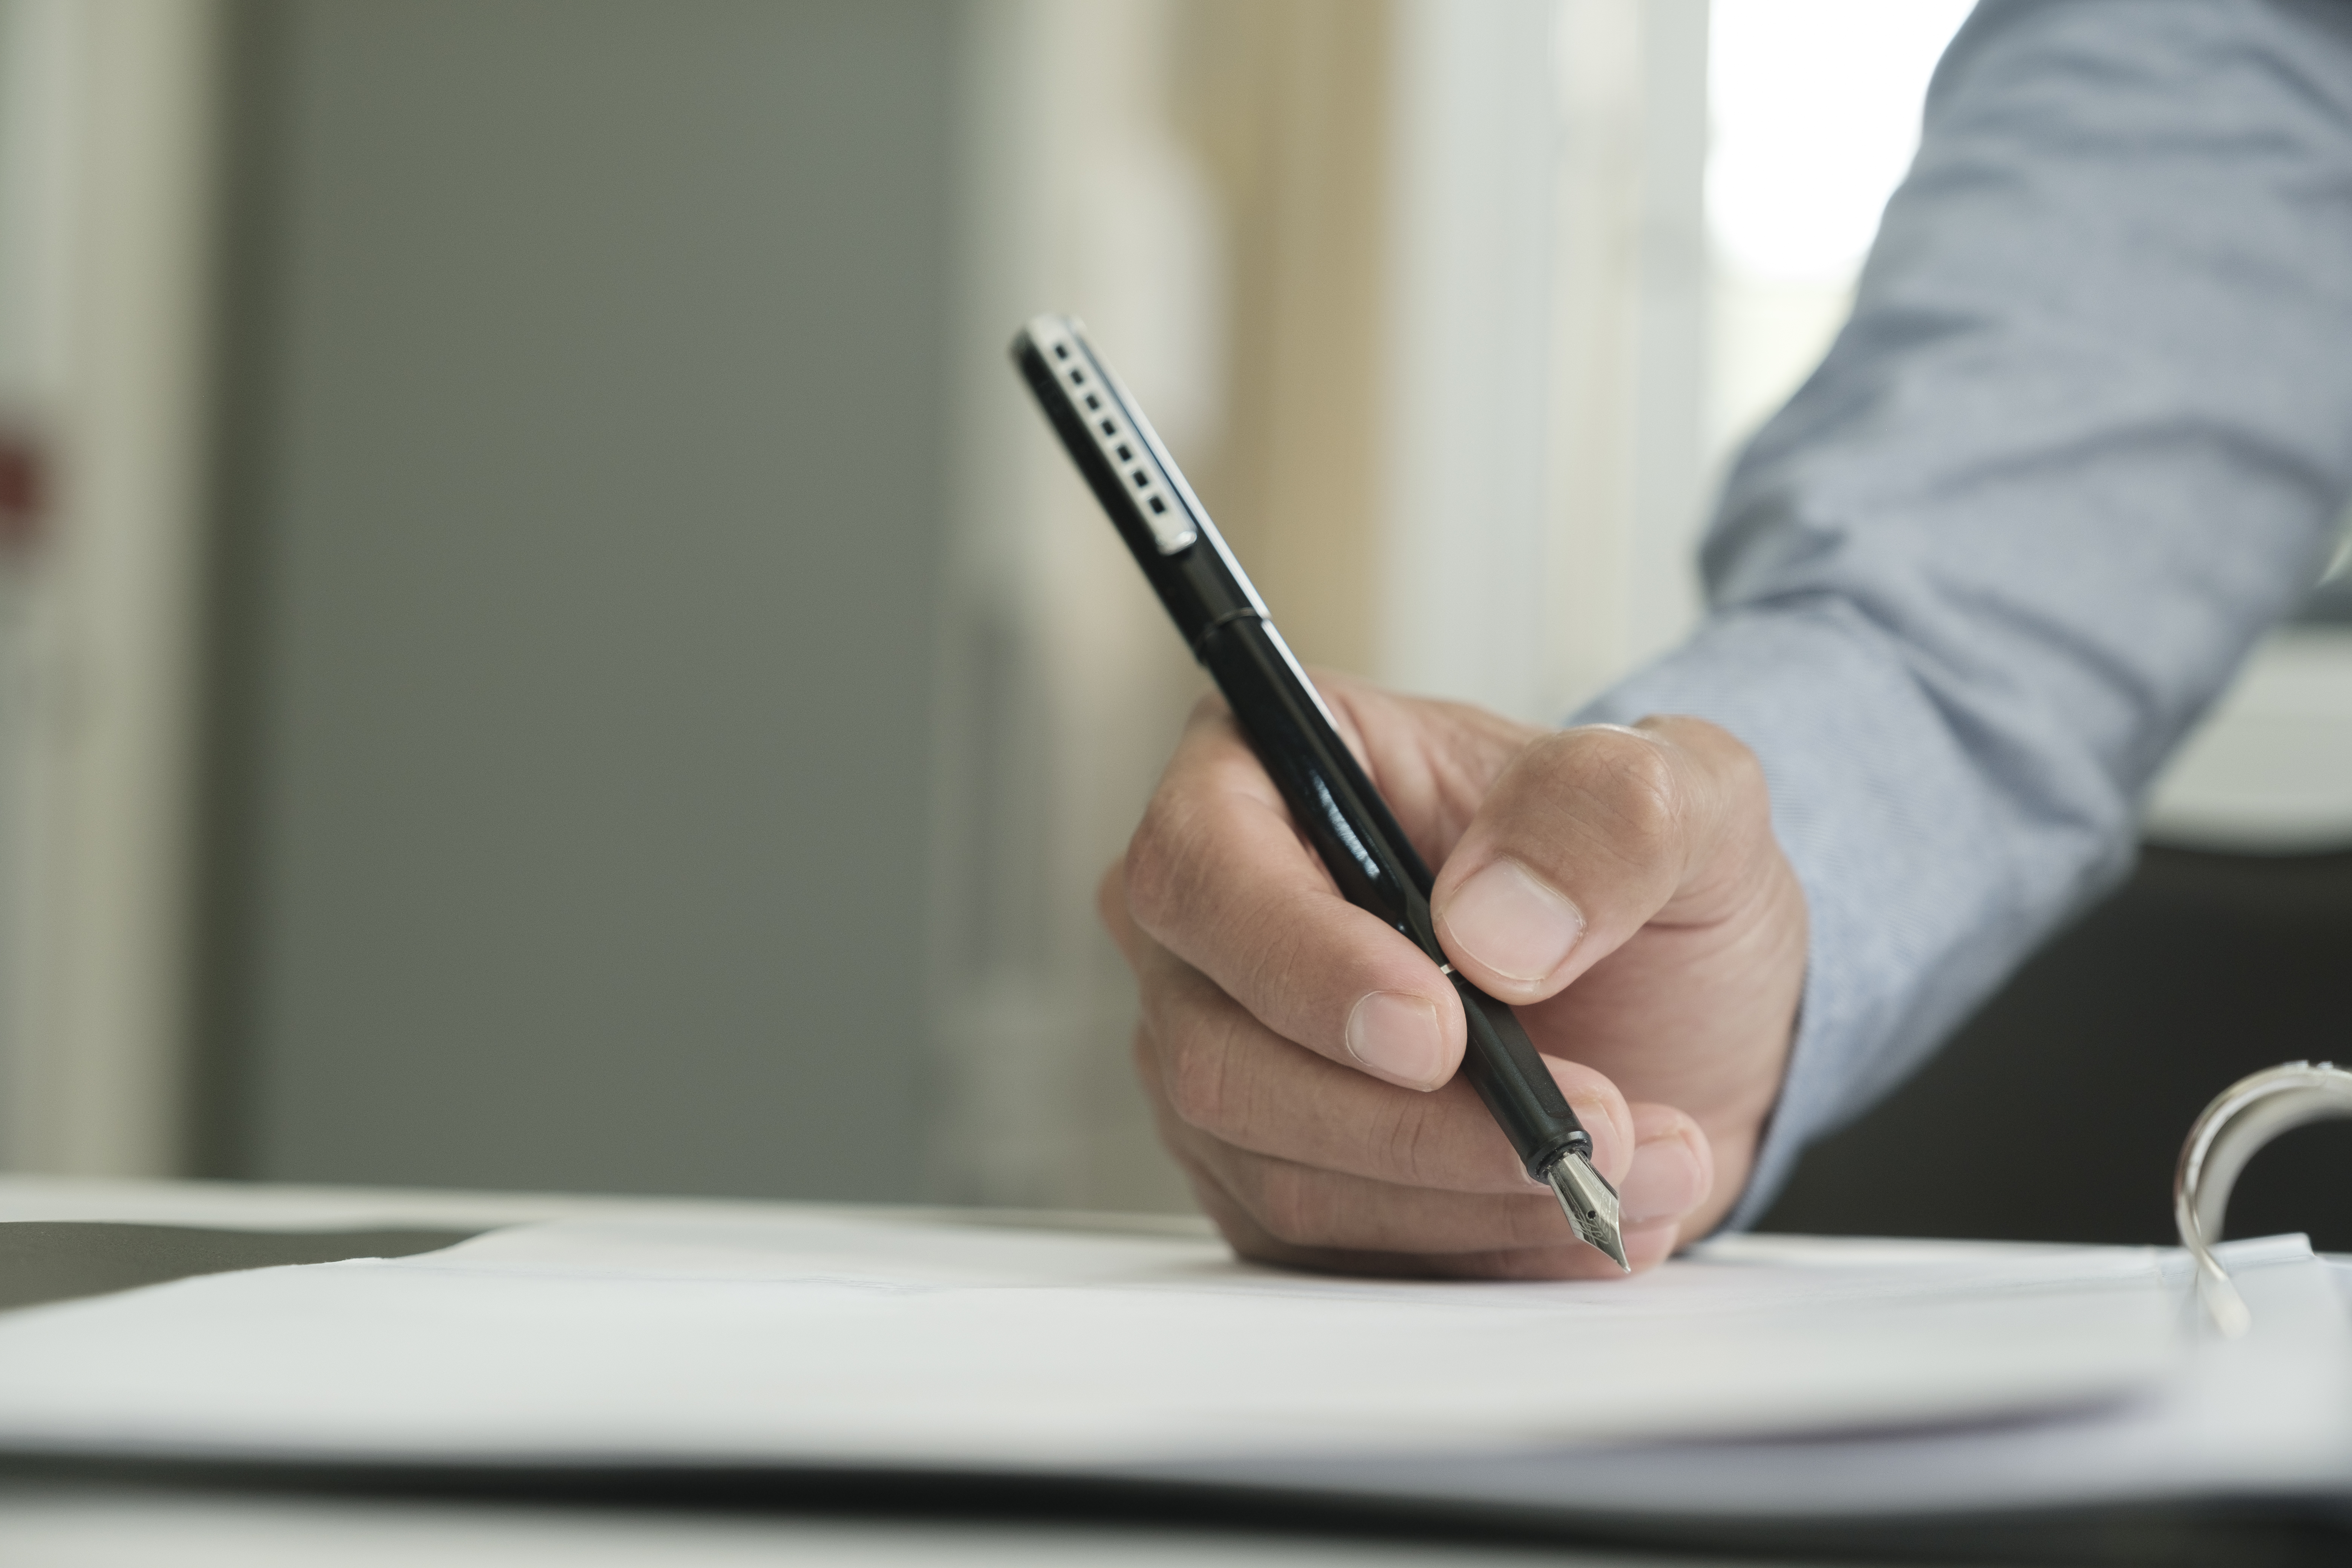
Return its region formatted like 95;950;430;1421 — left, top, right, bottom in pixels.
1021;314;1199;556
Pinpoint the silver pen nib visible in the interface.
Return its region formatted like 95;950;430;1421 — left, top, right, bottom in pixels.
1547;1152;1629;1272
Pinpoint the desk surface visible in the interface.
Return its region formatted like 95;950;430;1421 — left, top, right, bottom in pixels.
0;1174;1182;1234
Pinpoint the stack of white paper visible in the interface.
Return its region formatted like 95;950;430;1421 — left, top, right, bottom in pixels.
1178;1235;2352;1520
0;1199;2344;1524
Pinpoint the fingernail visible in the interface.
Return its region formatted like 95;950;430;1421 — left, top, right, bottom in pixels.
1344;991;1446;1087
1619;1131;1707;1224
1441;859;1584;985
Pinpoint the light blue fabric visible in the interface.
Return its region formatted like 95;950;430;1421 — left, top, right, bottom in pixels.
1572;0;2352;1227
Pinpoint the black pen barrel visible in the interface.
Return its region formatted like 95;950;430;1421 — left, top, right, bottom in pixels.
1196;619;1592;1181
1451;980;1593;1177
1194;617;1427;934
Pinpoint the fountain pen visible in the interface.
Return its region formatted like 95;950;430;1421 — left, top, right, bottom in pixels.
1011;314;1628;1269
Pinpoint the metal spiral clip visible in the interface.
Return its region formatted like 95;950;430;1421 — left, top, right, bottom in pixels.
2174;1060;2352;1337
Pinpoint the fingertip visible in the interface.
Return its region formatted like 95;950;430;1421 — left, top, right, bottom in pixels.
1621;1218;1681;1272
1541;1057;1635;1183
1432;856;1587;1003
1620;1104;1714;1225
1341;990;1447;1090
1632;1103;1715;1192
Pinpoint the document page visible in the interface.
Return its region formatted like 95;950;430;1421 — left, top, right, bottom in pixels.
0;1210;2184;1470
1179;1234;2352;1519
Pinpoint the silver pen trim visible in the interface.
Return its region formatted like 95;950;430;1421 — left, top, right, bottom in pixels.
1024;314;1200;556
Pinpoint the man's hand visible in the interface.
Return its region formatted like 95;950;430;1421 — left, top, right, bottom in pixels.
1099;673;1807;1278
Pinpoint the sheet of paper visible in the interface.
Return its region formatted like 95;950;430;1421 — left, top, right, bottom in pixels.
0;1211;2186;1470
1194;1234;2352;1519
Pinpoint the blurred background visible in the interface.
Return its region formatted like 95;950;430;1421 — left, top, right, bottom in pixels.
0;0;2345;1243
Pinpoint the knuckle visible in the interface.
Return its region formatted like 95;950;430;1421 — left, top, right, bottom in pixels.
1158;1014;1236;1131
1552;727;1685;860
1716;731;1773;824
1185;688;1230;727
1226;894;1324;1024
1664;711;1766;781
1646;713;1770;813
1249;1161;1335;1247
1121;796;1190;934
1377;1096;1451;1189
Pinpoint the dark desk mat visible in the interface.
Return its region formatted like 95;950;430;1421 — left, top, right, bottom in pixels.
0;1222;483;1312
0;1453;2340;1567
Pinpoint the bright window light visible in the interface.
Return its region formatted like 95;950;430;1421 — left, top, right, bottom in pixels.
1708;0;1975;285
1706;0;1975;460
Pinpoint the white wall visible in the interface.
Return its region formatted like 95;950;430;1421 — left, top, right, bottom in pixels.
929;0;1208;1211
1380;0;1711;724
0;0;217;1175
1378;0;1559;724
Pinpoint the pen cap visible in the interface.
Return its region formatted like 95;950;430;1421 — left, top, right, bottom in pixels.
1011;315;1263;647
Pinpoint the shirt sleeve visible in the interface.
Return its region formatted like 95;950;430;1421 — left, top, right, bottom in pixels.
1571;0;2352;1227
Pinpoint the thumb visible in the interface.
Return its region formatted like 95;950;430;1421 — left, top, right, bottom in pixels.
1429;717;1771;1006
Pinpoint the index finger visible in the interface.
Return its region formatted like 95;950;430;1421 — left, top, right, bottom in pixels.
1118;697;1467;1092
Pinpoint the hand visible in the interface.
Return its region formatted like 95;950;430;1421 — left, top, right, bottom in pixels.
1100;672;1807;1278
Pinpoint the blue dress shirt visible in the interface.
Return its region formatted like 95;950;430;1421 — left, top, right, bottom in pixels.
1574;0;2352;1225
